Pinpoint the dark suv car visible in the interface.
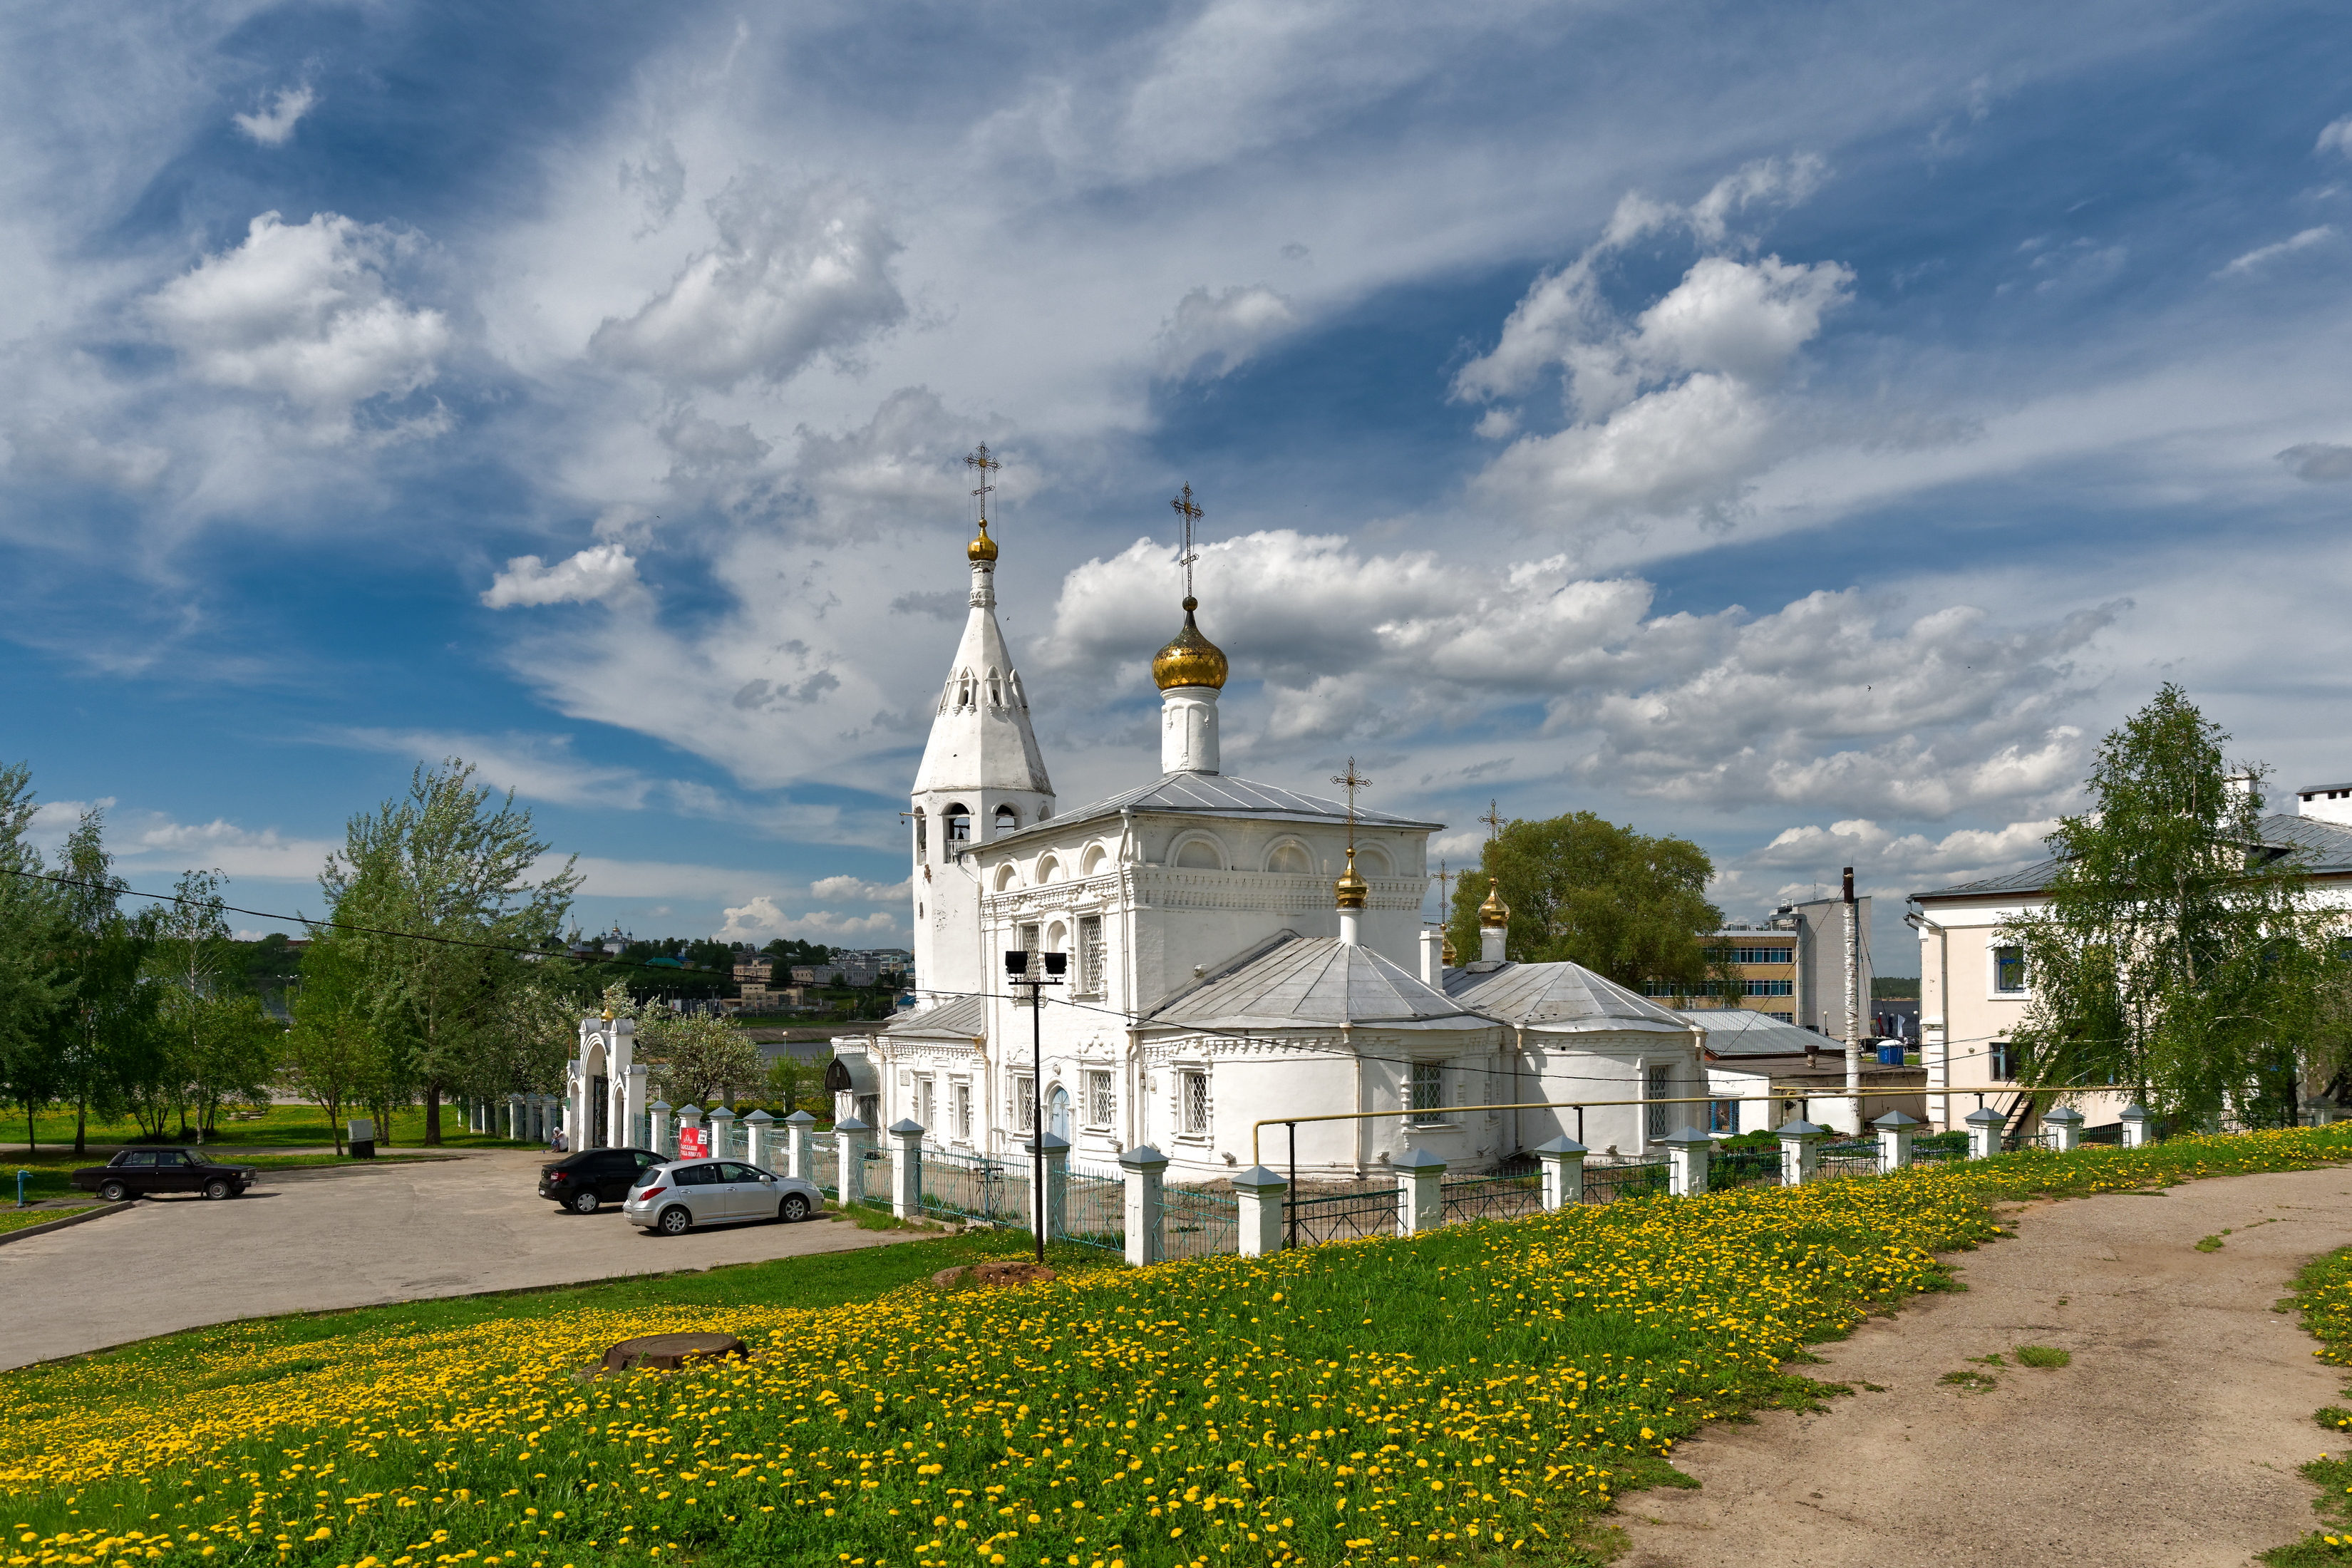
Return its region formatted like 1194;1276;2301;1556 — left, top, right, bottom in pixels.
540;1147;666;1214
73;1149;259;1202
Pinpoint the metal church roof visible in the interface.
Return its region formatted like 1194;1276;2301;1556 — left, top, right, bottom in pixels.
1911;813;2352;902
1442;961;1695;1036
991;771;1441;846
1147;937;1489;1033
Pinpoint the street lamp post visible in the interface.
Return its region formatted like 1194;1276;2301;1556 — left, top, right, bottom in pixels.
1005;947;1066;1264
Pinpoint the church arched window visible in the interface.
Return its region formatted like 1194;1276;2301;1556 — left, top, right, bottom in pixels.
994;864;1018;892
1007;670;1027;708
1175;837;1224;870
995;803;1020;833
1357;844;1394;877
944;803;972;844
913;809;927;859
1080;844;1108;877
1036;855;1061;884
956;671;975;710
1266;842;1312;874
987;669;1004;708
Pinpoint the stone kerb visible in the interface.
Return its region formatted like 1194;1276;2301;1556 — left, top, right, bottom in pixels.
743;1109;774;1170
2120;1103;2154;1149
835;1116;872;1207
1776;1118;1827;1186
1872;1109;1922;1174
1120;1145;1170;1267
1661;1127;1713;1196
889;1120;925;1219
1533;1135;1587;1210
2043;1104;2085;1152
1395;1149;1446;1234
1021;1133;1070;1240
648;1100;673;1158
1232;1164;1286;1257
783;1110;817;1180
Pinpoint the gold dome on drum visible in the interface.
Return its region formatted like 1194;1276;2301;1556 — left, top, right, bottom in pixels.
1477;881;1510;929
969;520;999;563
1334;846;1369;911
1152;597;1229;691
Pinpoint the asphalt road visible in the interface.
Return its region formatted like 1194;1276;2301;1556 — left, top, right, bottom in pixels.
0;1149;927;1371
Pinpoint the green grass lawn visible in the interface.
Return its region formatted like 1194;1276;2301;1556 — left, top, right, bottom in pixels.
6;1101;540;1152
11;1127;2352;1568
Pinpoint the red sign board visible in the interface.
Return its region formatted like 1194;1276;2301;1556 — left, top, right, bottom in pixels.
677;1127;708;1159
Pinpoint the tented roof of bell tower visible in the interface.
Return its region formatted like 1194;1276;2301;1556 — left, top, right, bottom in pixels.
913;567;1053;798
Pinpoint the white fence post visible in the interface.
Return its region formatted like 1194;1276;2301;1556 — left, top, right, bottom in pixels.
889;1120;925;1219
646;1100;672;1158
743;1109;773;1170
1233;1164;1286;1256
504;1095;522;1141
835;1116;870;1206
1120;1145;1168;1266
1662;1127;1713;1196
1534;1135;1587;1210
2043;1105;2084;1152
708;1106;737;1162
2311;1103;2339;1130
1776;1118;1825;1186
1965;1105;2003;1159
1873;1110;1921;1173
1395;1149;1446;1234
1022;1133;1069;1240
783;1110;817;1180
2120;1103;2153;1148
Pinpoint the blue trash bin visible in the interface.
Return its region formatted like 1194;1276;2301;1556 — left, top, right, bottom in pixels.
1877;1043;1904;1066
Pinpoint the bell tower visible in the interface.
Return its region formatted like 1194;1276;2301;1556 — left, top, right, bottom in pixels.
909;445;1054;1009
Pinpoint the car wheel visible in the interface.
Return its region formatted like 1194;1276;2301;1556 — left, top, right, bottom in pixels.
98;1180;128;1204
202;1178;232;1201
779;1193;811;1222
657;1205;692;1237
570;1190;602;1215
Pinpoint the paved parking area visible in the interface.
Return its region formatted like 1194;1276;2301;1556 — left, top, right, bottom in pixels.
0;1150;927;1370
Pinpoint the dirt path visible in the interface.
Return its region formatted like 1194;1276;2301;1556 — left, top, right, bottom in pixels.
1614;1167;2352;1568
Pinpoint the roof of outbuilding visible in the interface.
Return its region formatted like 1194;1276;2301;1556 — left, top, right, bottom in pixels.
1442;961;1694;1036
880;994;987;1039
1676;1006;1830;1057
1147;935;1490;1033
1912;813;2352;902
991;772;1441;847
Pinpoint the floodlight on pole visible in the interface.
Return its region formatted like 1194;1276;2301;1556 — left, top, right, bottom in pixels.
1006;946;1061;1263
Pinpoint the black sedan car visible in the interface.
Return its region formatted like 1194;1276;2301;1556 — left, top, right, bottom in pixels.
73;1149;259;1202
540;1147;667;1214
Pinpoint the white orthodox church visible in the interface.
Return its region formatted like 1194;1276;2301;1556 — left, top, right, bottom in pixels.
829;501;1706;1179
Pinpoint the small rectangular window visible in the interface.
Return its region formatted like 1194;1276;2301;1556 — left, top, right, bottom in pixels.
1708;1100;1740;1134
1086;1069;1115;1127
1989;1041;2022;1080
1013;1074;1036;1133
1180;1069;1209;1135
917;1076;934;1130
953;1081;972;1140
1993;947;2028;994
1408;1061;1443;1118
1646;1063;1671;1140
1078;914;1105;995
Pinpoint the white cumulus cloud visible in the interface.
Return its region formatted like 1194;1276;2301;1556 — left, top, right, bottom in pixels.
718;895;897;943
589;175;904;390
483;544;641;609
2317;116;2352;158
2214;226;2333;278
145;211;449;438
232;83;317;148
809;874;910;902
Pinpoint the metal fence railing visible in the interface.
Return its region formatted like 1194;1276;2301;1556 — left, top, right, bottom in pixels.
1285;1183;1401;1244
1162;1184;1239;1259
809;1143;840;1198
916;1147;1031;1227
1816;1140;1881;1180
1438;1173;1544;1226
1582;1160;1668;1205
1708;1147;1781;1189
1065;1162;1127;1254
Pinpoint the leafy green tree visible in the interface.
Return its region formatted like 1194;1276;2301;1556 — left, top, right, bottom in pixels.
321;760;579;1144
0;763;68;1147
641;1011;764;1108
145;870;280;1140
2001;684;2347;1127
1447;810;1738;999
763;1051;831;1117
47;808;164;1154
284;936;398;1155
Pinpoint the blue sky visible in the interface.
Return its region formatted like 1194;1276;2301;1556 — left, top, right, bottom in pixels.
5;0;2351;971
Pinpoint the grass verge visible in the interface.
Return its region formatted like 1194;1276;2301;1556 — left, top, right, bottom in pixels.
2264;1247;2352;1564
3;1103;538;1152
6;1125;2352;1568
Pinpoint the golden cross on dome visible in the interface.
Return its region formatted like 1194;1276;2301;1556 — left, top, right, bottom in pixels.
1331;757;1371;850
966;443;999;523
1433;859;1453;913
1480;799;1506;840
1170;483;1202;601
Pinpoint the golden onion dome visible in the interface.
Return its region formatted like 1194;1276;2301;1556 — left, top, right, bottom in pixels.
1477;881;1510;929
969;520;999;563
1440;933;1458;966
1151;597;1229;691
1334;846;1369;911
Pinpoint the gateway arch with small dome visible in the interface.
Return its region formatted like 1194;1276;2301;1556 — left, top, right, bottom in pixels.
830;468;1705;1178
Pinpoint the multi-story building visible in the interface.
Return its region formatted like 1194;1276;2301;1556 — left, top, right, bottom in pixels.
1655;899;1873;1034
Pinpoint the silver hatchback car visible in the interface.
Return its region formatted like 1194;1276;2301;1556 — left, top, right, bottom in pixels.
623;1158;823;1236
